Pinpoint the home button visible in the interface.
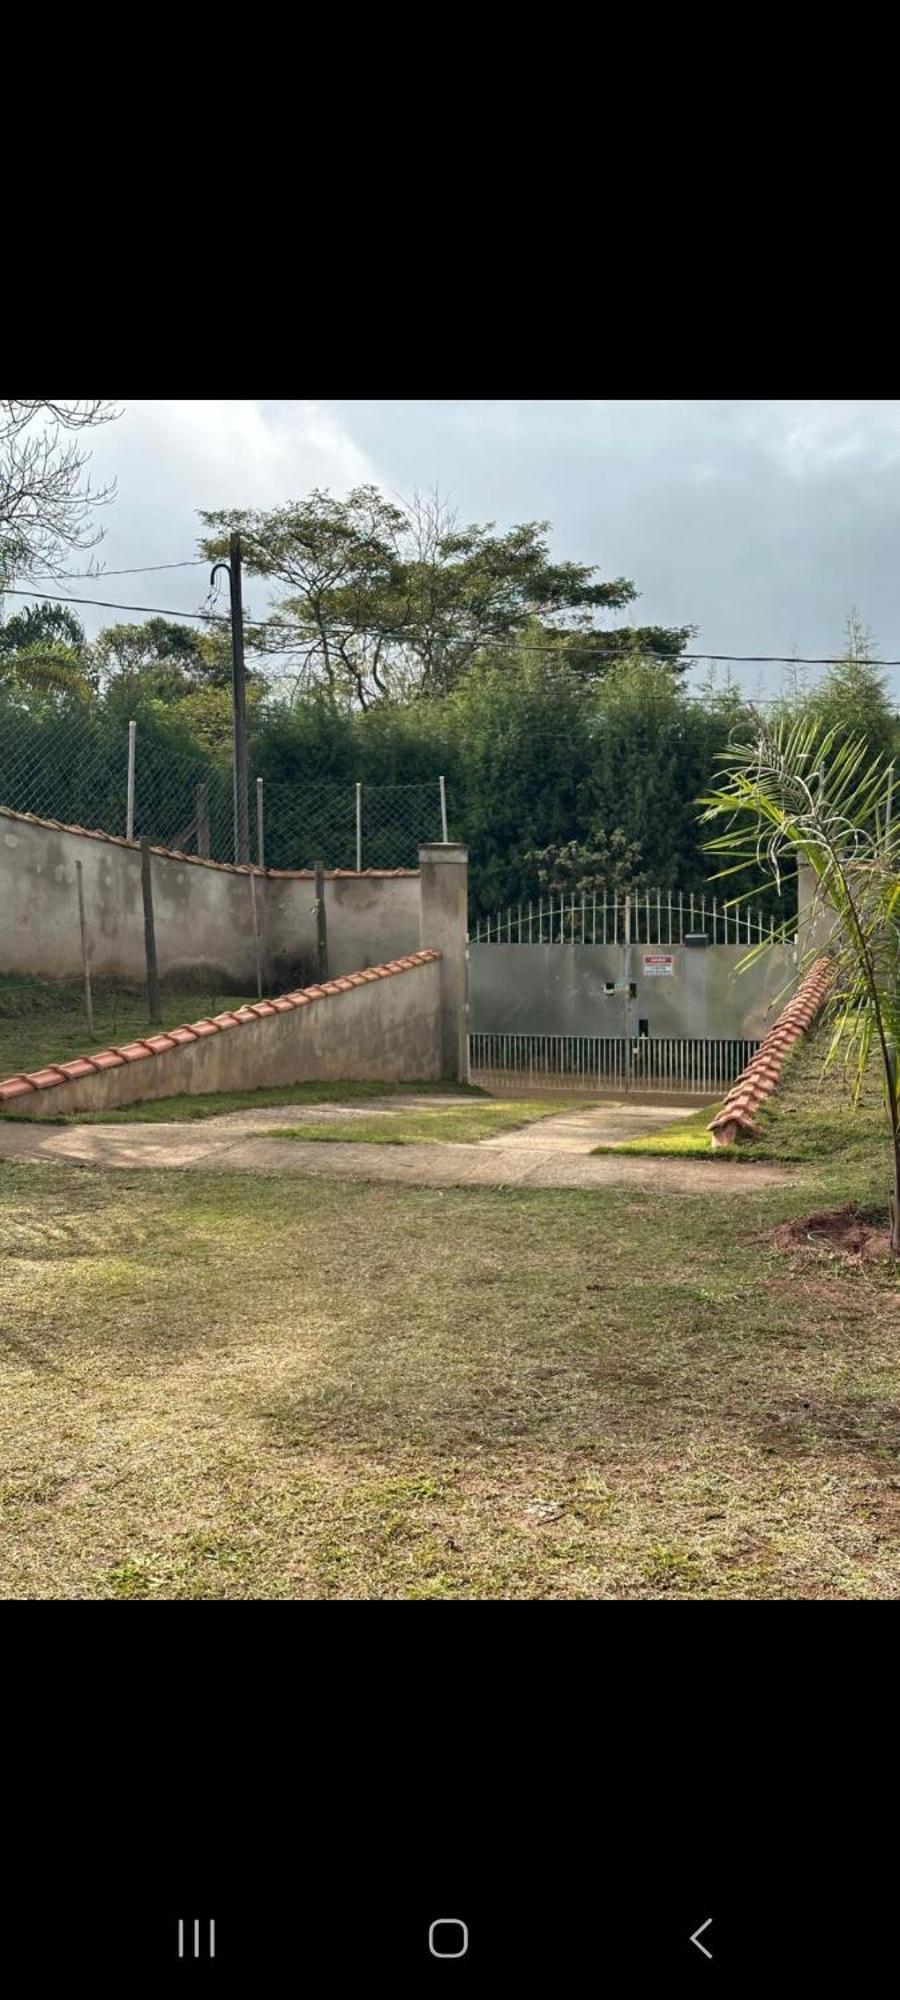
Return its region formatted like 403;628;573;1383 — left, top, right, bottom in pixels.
429;1918;469;1959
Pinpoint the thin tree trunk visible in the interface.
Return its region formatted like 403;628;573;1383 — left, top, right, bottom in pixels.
825;856;899;1260
891;1128;900;1256
888;1047;900;1256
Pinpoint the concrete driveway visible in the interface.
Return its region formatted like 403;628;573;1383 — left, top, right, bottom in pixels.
0;1095;792;1193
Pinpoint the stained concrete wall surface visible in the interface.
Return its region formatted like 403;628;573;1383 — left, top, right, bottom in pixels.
270;870;421;986
0;808;422;990
2;957;444;1117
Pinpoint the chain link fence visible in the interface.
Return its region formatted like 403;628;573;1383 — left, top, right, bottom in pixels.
0;701;445;870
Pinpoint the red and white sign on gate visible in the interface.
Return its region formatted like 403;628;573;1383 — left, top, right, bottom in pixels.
643;953;675;976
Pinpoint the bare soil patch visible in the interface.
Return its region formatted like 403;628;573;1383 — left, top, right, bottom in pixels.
773;1200;893;1263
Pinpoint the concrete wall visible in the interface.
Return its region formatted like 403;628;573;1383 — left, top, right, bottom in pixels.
0;953;444;1117
269;869;422;987
0;806;423;991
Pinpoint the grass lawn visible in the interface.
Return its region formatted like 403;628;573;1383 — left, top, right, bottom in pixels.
2;1025;899;1600
265;1101;580;1145
594;1102;723;1158
596;1033;888;1166
11;1080;492;1126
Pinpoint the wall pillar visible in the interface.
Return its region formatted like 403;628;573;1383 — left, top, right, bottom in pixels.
418;843;468;1079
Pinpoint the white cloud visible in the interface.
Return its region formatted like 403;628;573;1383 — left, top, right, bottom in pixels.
90;397;376;524
113;399;376;506
31;400;380;635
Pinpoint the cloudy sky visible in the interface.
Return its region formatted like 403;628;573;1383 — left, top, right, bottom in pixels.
27;400;900;701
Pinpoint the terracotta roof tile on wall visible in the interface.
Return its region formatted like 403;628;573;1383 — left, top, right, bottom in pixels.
0;803;419;879
0;951;442;1106
708;955;836;1148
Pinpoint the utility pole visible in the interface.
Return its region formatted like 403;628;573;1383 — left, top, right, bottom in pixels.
211;532;250;864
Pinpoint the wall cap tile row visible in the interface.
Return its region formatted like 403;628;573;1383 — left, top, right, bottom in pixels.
0;951;443;1105
708;955;835;1147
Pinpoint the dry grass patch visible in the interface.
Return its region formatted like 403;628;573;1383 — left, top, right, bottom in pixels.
1;1132;899;1598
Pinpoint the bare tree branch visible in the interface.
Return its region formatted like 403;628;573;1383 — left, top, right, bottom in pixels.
0;400;121;589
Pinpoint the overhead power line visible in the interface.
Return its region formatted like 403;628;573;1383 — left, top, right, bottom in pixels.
1;587;231;624
2;587;899;670
49;560;208;580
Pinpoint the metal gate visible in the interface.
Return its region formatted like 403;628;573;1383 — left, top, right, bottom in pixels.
466;889;795;1096
467;1032;761;1094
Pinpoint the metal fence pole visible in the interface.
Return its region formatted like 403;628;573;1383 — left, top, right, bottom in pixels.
126;721;136;841
439;774;448;843
356;781;362;872
256;777;265;871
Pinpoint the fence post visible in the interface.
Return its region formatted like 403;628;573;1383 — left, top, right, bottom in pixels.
126;720;136;842
140;838;161;1025
196;782;210;859
75;859;95;1040
230;532;250;864
439;774;448;843
256;777;265;871
355;781;362;872
314;860;329;982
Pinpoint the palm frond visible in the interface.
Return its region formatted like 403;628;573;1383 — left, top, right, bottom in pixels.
700;714;900;1249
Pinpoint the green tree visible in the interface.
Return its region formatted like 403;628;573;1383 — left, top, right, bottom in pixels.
199;487;690;708
533;621;693;684
701;714;900;1255
0;602;86;654
0;600;94;712
525;827;647;896
581;658;751;892
444;646;596;910
93;617;239;708
522;828;648;931
770;614;898;768
805;612;896;767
